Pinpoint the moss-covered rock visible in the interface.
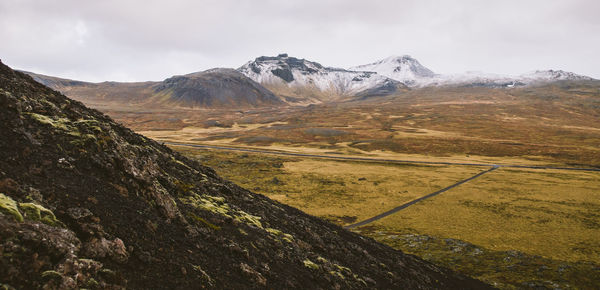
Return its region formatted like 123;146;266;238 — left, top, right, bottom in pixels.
233;210;263;228
330;270;345;280
266;227;294;243
18;202;63;227
26;113;71;131
303;259;319;270
0;193;23;222
182;193;263;228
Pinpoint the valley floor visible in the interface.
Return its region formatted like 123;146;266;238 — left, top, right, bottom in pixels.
171;145;600;289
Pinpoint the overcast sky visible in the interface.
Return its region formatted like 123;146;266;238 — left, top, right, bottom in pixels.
1;0;598;82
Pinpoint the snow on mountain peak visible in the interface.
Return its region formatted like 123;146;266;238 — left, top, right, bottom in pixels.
520;70;595;82
238;54;403;99
383;55;421;64
238;54;597;96
351;56;596;88
350;55;436;86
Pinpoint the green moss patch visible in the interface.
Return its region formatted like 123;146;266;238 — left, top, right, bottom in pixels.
186;212;220;230
28;114;101;148
303;259;319;270
27;113;71;131
18;202;63;227
0;193;23;222
266;227;294;243
181;193;263;228
329;270;344;279
234;211;263;228
182;194;231;217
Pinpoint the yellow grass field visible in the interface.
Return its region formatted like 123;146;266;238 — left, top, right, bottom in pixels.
367;167;600;263
273;160;482;224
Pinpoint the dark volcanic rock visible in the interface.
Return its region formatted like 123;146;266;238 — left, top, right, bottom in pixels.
154;68;284;108
357;78;403;98
271;68;294;82
0;60;490;289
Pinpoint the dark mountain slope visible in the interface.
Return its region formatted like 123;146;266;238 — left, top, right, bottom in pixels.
154;68;284;107
23;69;284;109
0;60;489;289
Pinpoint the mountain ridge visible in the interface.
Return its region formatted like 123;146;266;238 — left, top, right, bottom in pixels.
21;54;599;109
351;55;596;88
22;68;285;109
238;54;407;102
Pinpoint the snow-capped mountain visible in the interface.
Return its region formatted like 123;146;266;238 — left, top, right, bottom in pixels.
350;55;436;86
422;72;524;88
520;70;595;83
238;54;404;102
351;56;596;88
427;70;596;88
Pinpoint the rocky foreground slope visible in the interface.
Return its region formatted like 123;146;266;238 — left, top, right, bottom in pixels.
0;60;489;289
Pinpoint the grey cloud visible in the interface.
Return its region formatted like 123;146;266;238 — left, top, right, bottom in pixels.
1;0;598;82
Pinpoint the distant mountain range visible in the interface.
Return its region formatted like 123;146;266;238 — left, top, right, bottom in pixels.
22;54;597;109
349;55;595;88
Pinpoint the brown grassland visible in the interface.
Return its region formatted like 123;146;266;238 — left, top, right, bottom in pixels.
101;83;600;167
